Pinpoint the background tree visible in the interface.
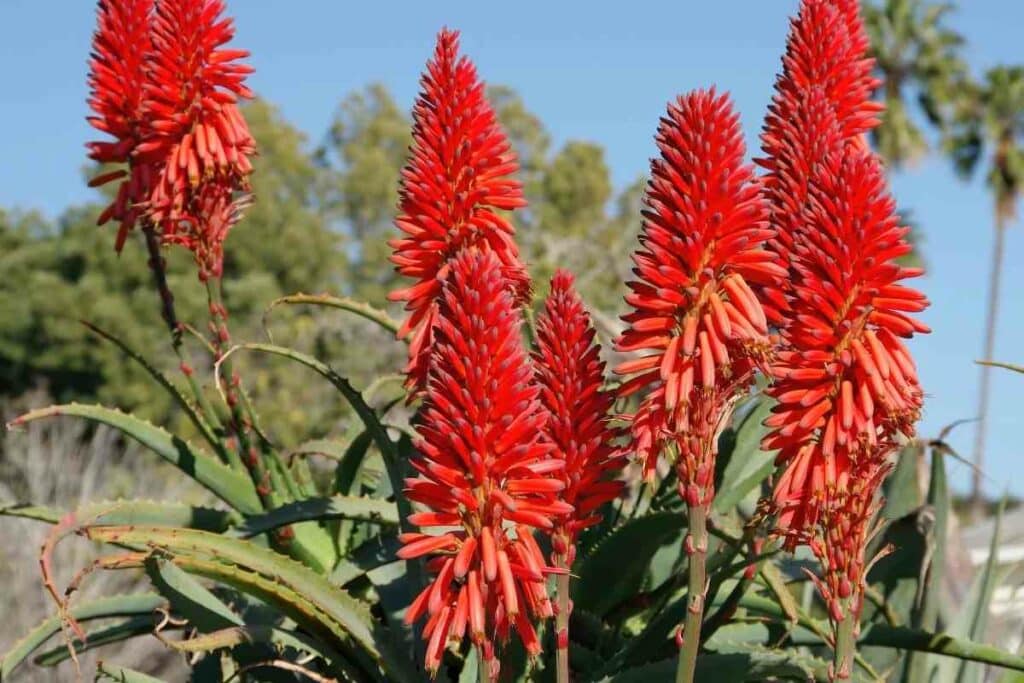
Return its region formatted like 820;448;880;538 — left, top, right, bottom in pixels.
863;0;966;166
945;66;1024;509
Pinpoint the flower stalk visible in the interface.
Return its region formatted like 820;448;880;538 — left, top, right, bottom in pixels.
677;501;708;683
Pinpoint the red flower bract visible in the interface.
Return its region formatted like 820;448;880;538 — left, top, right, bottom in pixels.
142;0;255;267
615;89;780;493
533;270;623;567
86;0;155;251
389;29;530;394
399;249;565;677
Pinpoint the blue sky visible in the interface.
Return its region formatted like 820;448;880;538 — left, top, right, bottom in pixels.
1;0;1021;498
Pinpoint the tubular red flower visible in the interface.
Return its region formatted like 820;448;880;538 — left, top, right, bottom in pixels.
533;270;624;567
614;89;779;495
399;250;561;676
85;0;155;251
389;29;530;394
143;0;255;263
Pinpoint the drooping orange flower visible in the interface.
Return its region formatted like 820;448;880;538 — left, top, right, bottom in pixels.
615;89;780;499
533;270;623;567
399;250;567;678
85;0;155;251
389;29;530;394
141;0;255;274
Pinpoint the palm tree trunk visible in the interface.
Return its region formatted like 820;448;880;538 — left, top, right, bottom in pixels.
970;205;1009;513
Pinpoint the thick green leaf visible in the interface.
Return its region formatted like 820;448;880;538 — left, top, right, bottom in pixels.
934;498;1007;683
8;405;261;513
95;662;168;683
1;499;237;531
334;430;374;496
596;651;831;682
82;321;223;456
33;615;162;666
882;443;924;521
574;511;686;617
146;557;243;632
224;344;411;527
159;623;359;680
233;495;398;538
714;399;776;514
0;593;165;680
263;293;400;337
904;443;951;683
85;526;417;682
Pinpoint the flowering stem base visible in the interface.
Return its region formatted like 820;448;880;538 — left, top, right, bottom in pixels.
556;567;571;683
831;599;857;681
677;502;708;683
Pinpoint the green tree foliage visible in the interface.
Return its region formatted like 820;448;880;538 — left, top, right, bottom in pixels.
0;99;343;436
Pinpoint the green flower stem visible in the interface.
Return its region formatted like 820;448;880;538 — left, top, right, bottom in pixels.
677;502;709;683
205;278;279;510
141;226;235;468
831;597;857;681
556;559;571;683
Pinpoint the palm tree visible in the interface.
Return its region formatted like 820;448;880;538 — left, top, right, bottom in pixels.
946;66;1024;510
863;0;966;166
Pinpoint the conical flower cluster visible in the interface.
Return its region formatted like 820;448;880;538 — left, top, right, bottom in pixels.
615;89;781;501
389;29;531;393
399;250;567;677
142;0;255;275
85;0;254;275
759;1;930;670
533;270;623;567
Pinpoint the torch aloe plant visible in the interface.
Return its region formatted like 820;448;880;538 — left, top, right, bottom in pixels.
4;1;1024;682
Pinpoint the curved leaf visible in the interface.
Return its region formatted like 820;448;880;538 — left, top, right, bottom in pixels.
263;293;400;337
574;511;686;617
977;360;1024;374
146;557;243;632
743;593;1024;673
95;662;168;683
85;526;417;683
33;616;163;666
233;495;399;538
7;405;261;514
714;398;776;514
0;593;165;680
81;321;224;456
1;499;237;532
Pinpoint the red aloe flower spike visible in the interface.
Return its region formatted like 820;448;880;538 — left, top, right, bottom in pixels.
533;269;624;681
86;0;155;251
615;88;780;483
399;249;563;677
143;0;255;264
389;29;531;395
615;89;779;683
756;0;883;324
534;269;624;563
